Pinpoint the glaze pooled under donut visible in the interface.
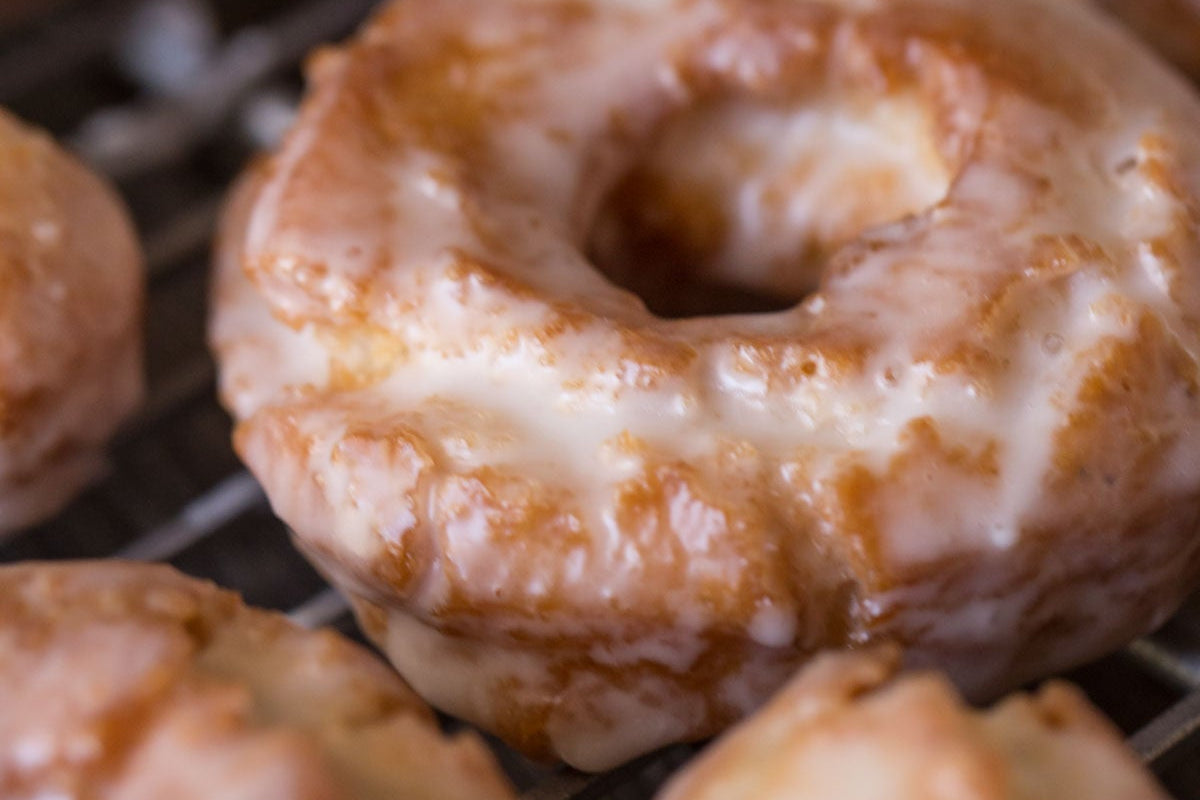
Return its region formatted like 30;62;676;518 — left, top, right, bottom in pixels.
212;0;1200;770
0;110;142;532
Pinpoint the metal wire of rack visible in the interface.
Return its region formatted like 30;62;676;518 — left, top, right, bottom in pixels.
1;1;1200;797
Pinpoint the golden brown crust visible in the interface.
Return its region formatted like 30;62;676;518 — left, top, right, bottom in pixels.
211;0;1200;770
658;647;1169;800
0;561;515;800
0;110;143;532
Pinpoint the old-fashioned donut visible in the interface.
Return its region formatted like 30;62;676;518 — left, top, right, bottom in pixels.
0;560;515;799
0;110;142;532
212;0;1200;769
658;646;1169;800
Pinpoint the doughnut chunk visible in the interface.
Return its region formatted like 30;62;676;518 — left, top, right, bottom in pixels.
1100;0;1200;80
0;110;142;532
211;0;1200;769
0;561;515;800
658;647;1168;800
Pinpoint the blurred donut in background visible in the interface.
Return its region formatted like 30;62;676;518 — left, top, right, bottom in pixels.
0;560;516;800
0;110;143;533
658;647;1170;800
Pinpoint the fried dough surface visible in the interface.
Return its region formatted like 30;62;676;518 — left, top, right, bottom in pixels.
212;0;1200;768
0;561;515;800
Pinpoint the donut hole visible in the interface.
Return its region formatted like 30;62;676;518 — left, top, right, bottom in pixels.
586;94;952;318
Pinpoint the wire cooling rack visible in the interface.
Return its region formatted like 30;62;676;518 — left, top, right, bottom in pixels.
1;1;1199;796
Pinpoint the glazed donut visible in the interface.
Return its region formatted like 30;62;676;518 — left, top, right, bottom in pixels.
212;0;1200;770
0;110;142;532
0;561;515;800
658;646;1168;800
1100;0;1200;81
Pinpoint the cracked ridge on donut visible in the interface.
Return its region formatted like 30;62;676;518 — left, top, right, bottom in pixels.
0;110;143;532
657;646;1170;799
0;561;515;800
211;0;1200;769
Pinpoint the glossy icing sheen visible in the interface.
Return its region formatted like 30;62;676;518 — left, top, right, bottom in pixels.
211;0;1200;770
0;110;143;532
658;647;1169;800
0;561;515;800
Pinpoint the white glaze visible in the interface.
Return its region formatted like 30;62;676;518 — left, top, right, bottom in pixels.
212;0;1200;769
0;561;515;800
658;648;1170;800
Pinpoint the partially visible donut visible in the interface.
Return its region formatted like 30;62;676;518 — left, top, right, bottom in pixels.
658;646;1169;800
212;0;1200;770
1100;0;1200;80
0;111;142;532
0;560;515;800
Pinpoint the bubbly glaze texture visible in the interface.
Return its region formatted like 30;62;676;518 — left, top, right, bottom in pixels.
658;646;1169;800
211;0;1200;769
0;561;515;800
0;110;143;532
